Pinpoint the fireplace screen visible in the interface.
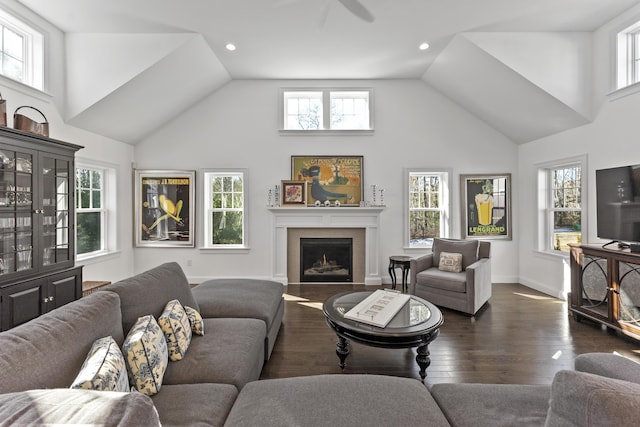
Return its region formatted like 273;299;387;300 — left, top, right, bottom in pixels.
300;238;353;282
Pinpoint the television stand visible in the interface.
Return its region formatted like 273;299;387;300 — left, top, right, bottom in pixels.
569;244;640;342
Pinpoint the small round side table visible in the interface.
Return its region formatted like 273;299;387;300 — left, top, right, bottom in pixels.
388;255;412;293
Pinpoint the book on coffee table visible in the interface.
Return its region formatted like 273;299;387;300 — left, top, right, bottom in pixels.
344;289;411;328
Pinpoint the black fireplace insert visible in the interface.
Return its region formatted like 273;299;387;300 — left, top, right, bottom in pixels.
300;238;353;282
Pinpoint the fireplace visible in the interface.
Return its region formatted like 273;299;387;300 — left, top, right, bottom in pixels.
300;238;353;282
269;206;384;285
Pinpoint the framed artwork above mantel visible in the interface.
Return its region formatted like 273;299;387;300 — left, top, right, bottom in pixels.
291;155;363;206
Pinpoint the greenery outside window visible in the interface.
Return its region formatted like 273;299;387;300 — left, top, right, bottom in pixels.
537;156;586;253
281;88;373;132
405;169;451;248
76;166;105;256
0;9;44;90
203;170;248;248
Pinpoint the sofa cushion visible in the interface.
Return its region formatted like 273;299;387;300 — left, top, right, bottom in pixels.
574;352;640;385
162;318;265;390
0;388;160;426
70;336;130;392
158;299;192;361
0;292;124;393
192;278;283;330
104;262;199;335
185;305;205;335
431;382;550;427
433;238;479;270
545;370;640;427
225;374;451;427
151;383;238;427
439;251;463;272
123;315;168;396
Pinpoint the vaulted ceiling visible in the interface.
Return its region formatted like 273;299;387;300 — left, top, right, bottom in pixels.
17;0;640;144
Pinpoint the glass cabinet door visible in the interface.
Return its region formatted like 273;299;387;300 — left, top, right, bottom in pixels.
0;149;34;276
41;156;71;267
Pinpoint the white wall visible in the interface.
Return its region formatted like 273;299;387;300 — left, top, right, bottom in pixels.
518;4;640;299
134;79;519;283
0;0;136;284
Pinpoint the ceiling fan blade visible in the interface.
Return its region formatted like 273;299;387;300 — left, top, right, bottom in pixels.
338;0;375;23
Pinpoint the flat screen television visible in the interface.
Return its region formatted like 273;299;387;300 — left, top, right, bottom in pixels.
596;164;640;248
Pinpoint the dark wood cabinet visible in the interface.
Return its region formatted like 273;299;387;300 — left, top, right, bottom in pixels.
0;128;83;331
0;266;82;330
569;243;640;341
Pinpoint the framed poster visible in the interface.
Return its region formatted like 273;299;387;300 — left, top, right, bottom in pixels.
291;155;363;206
281;180;307;206
134;170;195;247
461;173;512;240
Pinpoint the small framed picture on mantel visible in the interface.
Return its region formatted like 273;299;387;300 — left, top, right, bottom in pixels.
281;180;307;206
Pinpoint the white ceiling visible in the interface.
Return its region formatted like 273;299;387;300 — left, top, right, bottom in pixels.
15;0;640;143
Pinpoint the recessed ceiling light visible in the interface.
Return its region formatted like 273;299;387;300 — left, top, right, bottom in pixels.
419;42;430;51
225;43;236;51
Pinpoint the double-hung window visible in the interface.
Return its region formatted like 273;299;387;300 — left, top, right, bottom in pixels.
203;170;247;248
537;157;586;253
281;88;372;131
0;9;44;90
76;166;105;256
406;169;451;248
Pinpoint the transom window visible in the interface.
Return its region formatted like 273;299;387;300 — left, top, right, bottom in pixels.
0;9;43;90
203;170;248;248
406;170;450;248
281;88;372;131
537;157;586;253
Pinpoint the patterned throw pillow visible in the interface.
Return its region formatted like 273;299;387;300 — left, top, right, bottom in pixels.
185;305;205;336
123;315;168;396
70;336;129;392
158;300;192;361
438;252;463;273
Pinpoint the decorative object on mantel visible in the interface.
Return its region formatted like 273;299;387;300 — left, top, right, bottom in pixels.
0;92;6;127
281;180;307;206
291;155;363;206
274;184;280;207
13;106;49;137
368;184;386;207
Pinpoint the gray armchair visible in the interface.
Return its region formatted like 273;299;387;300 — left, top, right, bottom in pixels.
409;238;491;315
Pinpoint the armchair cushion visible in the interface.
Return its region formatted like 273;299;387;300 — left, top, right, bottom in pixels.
433;239;479;270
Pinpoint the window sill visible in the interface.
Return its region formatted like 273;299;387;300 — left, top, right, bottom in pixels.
532;249;570;262
279;129;374;137
606;81;640;101
0;75;52;102
76;250;122;265
199;246;250;254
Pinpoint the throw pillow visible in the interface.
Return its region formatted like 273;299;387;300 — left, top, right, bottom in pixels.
122;315;168;396
545;370;640;427
433;238;479;270
70;336;129;392
158;299;192;361
185;305;205;336
439;252;463;273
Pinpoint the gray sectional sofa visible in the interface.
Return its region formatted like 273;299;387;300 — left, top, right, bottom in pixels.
1;262;640;426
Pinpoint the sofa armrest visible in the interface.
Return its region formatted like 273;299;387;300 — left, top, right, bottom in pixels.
575;353;640;385
409;254;434;294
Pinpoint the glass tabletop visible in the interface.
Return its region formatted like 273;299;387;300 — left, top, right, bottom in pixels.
325;291;437;331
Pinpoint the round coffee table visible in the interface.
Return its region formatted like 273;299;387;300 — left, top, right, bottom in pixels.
323;290;443;381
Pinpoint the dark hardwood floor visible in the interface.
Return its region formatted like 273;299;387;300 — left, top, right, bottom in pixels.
260;283;640;386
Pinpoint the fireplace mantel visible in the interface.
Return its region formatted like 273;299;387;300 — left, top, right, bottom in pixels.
268;207;384;286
